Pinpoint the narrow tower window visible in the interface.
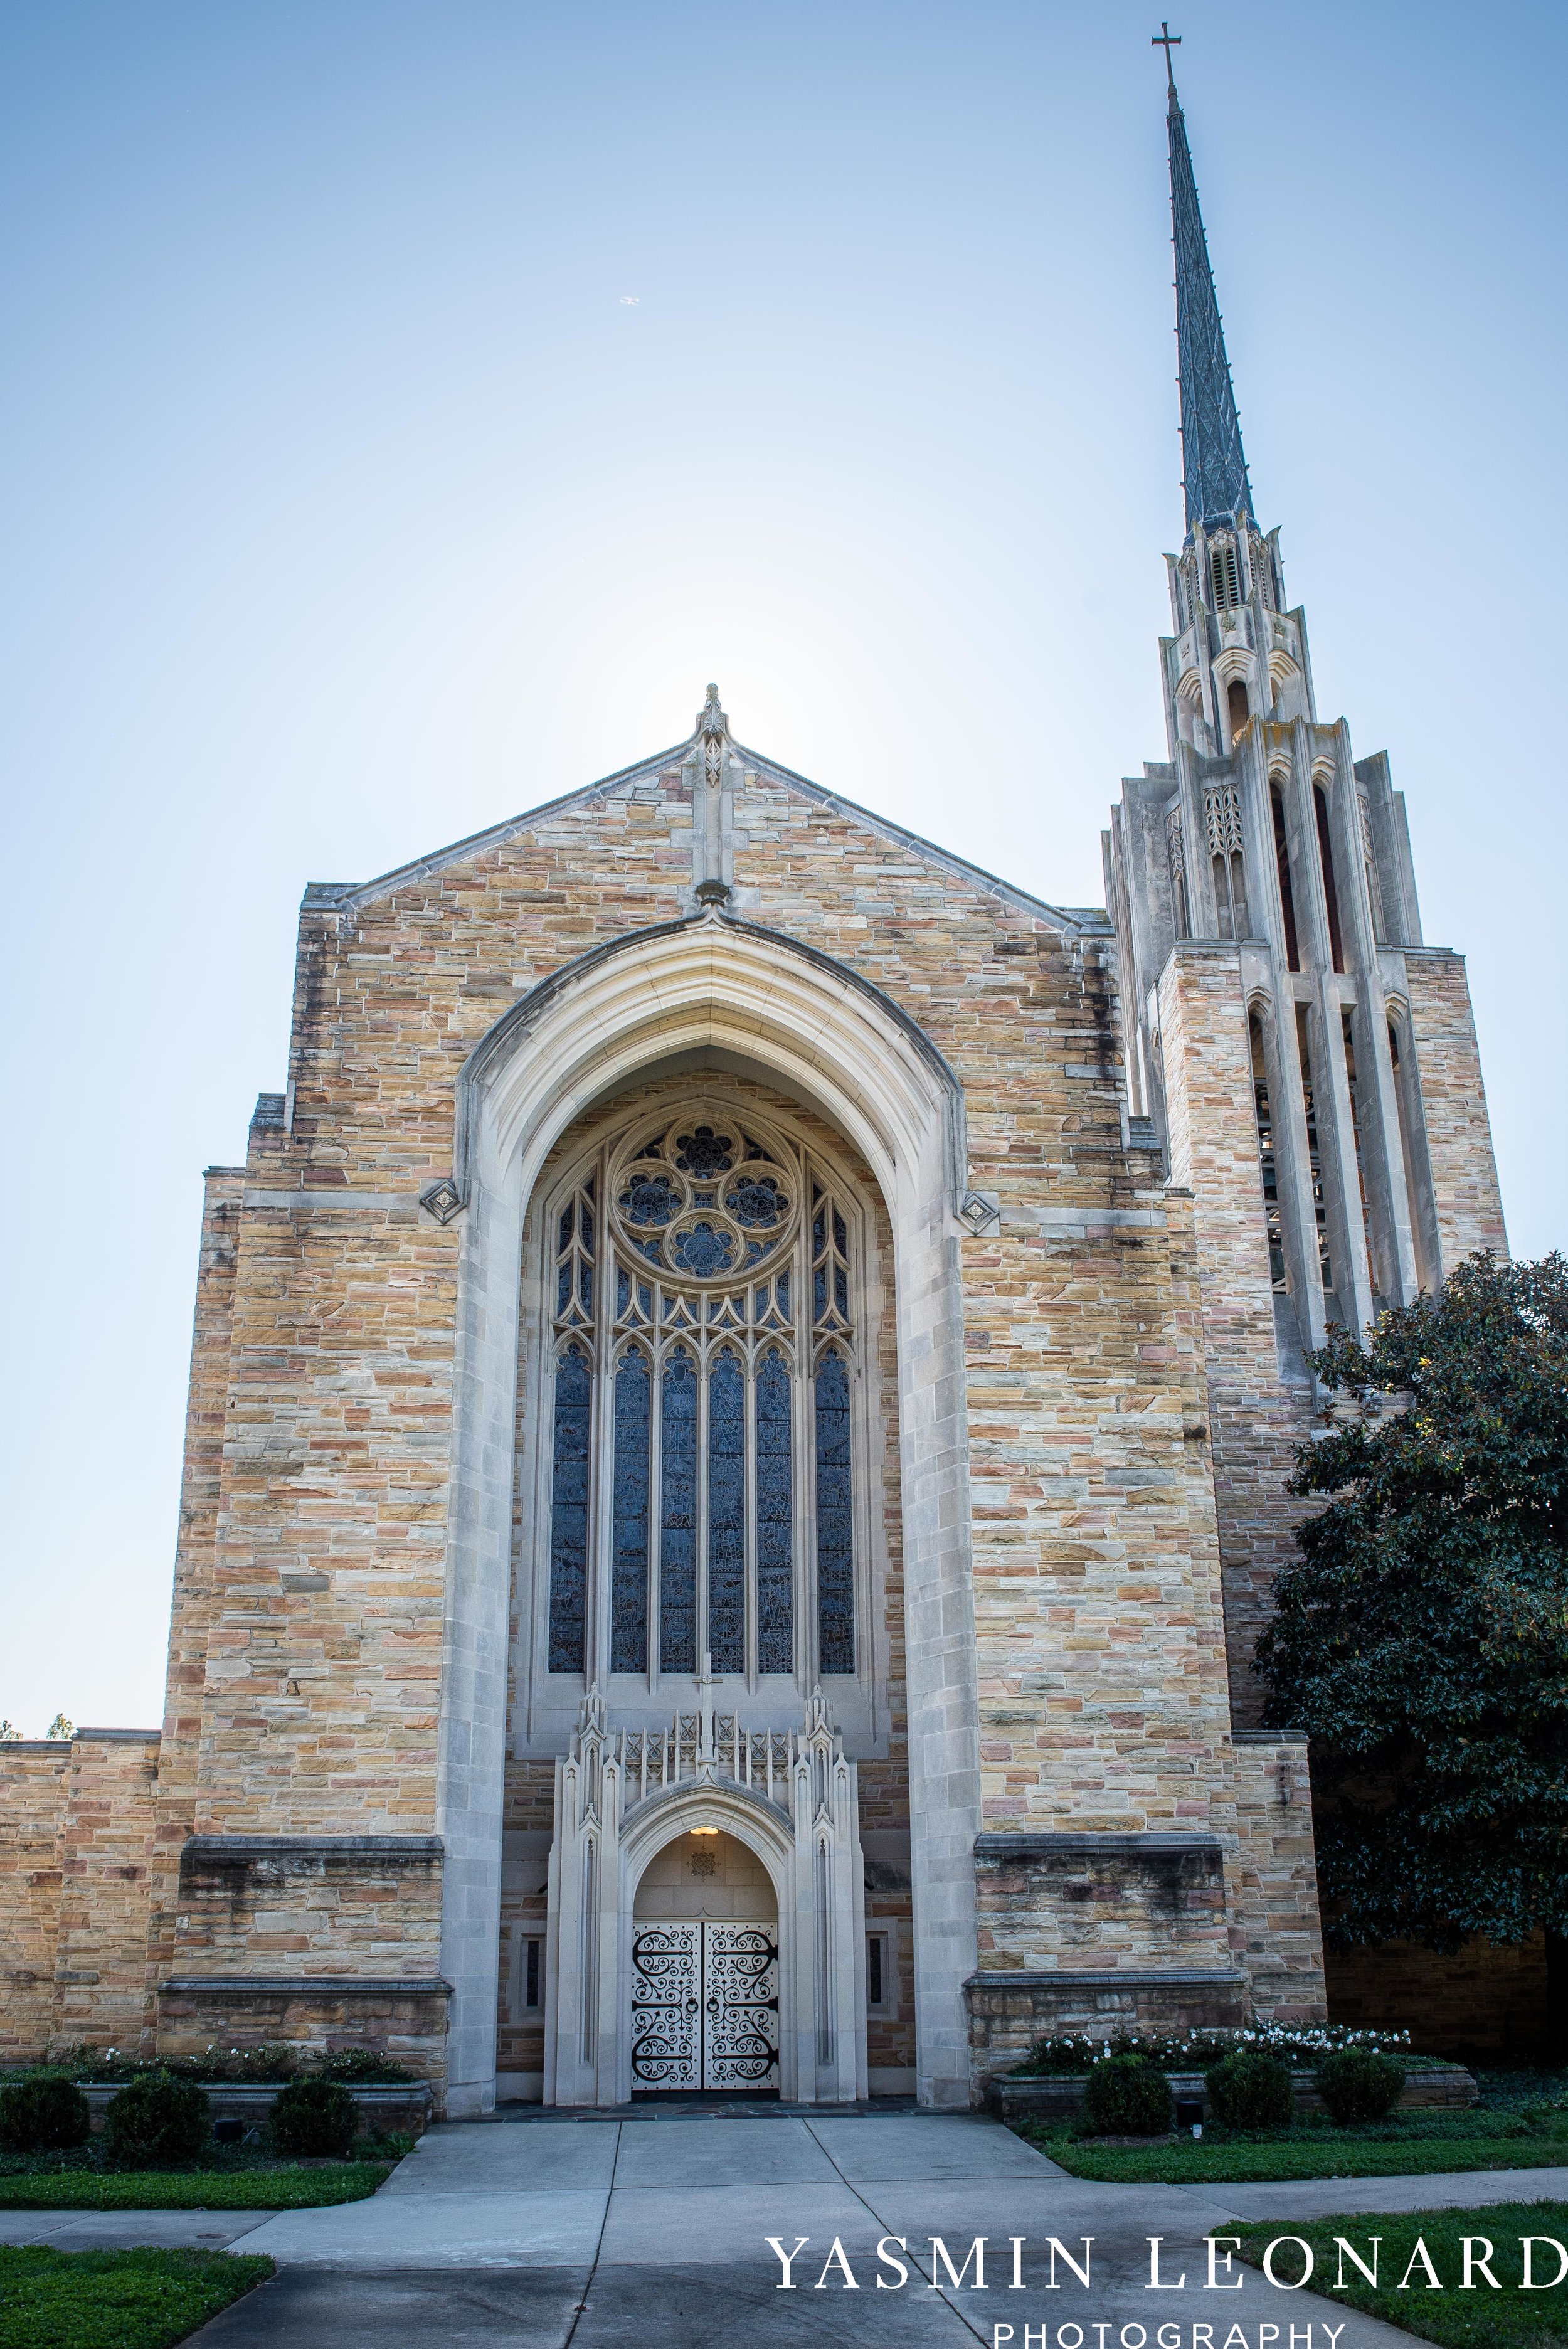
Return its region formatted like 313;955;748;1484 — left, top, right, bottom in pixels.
1270;783;1300;970
1227;679;1249;743
1342;1010;1379;1296
1359;793;1385;945
1249;1013;1287;1292
1388;1018;1435;1296
1205;785;1248;939
1167;804;1190;940
1295;1008;1333;1293
1210;542;1241;609
1314;785;1346;973
1251;541;1274;609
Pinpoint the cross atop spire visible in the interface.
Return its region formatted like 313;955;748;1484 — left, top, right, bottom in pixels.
1160;37;1253;533
1152;19;1180;93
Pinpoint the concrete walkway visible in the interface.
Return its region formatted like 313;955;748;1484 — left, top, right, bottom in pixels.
3;2115;1564;2346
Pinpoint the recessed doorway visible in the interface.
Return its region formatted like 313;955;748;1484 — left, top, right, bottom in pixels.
630;1829;778;2092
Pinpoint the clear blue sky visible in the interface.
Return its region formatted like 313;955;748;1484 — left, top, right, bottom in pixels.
3;0;1564;1734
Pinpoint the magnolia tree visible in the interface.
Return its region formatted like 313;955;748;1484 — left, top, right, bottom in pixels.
1257;1253;1568;2060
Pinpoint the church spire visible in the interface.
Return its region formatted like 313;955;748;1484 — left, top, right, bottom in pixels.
1156;25;1253;533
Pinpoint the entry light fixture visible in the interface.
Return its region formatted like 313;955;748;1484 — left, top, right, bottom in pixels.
690;1827;719;1837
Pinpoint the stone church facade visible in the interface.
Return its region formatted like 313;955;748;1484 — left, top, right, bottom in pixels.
0;70;1508;2106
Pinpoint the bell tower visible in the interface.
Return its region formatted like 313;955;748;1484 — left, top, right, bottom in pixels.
1104;31;1507;1714
1107;33;1505;1370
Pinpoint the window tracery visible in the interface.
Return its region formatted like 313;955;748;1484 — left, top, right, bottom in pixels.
543;1103;861;1687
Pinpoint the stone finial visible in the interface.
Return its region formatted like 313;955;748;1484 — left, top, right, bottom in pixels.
697;685;729;795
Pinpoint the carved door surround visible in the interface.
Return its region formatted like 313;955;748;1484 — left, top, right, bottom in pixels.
544;1677;864;2106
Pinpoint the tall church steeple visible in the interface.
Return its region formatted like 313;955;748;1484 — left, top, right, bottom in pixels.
1163;41;1253;531
1103;30;1488;1368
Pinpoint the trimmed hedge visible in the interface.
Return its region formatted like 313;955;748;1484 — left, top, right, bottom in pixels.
267;2078;359;2159
0;2074;91;2153
1081;2053;1175;2136
102;2077;210;2166
1205;2049;1295;2131
1315;2046;1407;2126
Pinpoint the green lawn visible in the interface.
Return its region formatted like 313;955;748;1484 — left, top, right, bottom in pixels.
1226;2203;1568;2349
1024;2131;1568;2185
0;2161;391;2210
0;2247;273;2349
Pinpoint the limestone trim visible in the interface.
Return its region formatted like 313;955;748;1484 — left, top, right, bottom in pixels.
975;1833;1225;1860
966;1969;1247;1990
238;1189;421;1214
440;909;982;2115
182;1836;442;1862
161;1976;452;1996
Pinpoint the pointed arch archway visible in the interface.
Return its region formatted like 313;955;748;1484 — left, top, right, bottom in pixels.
435;908;980;2115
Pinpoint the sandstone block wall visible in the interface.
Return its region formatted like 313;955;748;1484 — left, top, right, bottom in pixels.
973;1832;1229;1974
1404;950;1508;1270
1156;945;1320;1731
0;1731;160;2062
1224;1736;1323;2025
0;1744;68;2062
147;1167;244;2013
51;1731;161;2054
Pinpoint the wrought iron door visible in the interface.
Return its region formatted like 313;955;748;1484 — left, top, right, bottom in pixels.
630;1922;778;2091
701;1925;779;2088
629;1925;701;2091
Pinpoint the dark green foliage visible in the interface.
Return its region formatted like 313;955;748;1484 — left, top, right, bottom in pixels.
312;2049;415;2083
1013;2024;1412;2076
1204;2049;1295;2131
1315;2046;1407;2125
0;2074;90;2153
49;2041;415;2086
102;2077;210;2166
1080;2052;1175;2137
0;2244;272;2349
267;2077;358;2158
1228;2204;1568;2349
1256;1255;1568;2002
0;2161;390;2210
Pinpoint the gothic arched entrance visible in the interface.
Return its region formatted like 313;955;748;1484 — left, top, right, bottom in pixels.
630;1828;779;2093
542;1682;866;2106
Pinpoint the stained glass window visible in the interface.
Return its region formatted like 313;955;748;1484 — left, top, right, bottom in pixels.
755;1352;793;1673
660;1351;698;1673
814;1353;854;1673
547;1345;592;1672
707;1353;744;1672
610;1354;650;1672
544;1108;858;1683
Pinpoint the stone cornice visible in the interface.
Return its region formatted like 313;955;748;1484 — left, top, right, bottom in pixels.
974;1832;1224;1859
